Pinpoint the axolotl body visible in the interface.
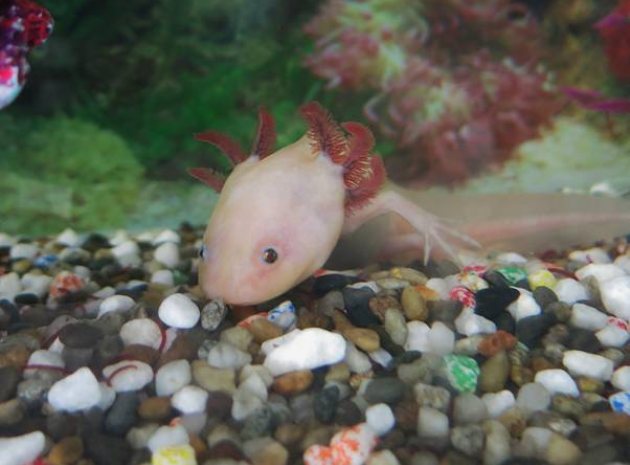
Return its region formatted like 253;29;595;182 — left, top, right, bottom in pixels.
190;103;630;305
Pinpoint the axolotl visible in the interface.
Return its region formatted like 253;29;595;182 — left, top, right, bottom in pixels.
190;102;630;305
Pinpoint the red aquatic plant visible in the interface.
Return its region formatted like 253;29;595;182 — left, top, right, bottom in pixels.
304;0;561;185
595;0;630;82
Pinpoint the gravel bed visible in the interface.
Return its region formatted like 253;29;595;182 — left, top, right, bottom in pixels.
0;225;629;465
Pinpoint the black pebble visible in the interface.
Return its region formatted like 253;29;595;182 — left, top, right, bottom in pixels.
475;287;520;321
335;399;363;426
313;274;359;296
516;312;557;348
483;270;511;288
0;366;19;402
59;323;104;349
494;312;516;334
342;287;380;327
363;377;407;404
567;328;603;353
314;385;340;424
532;286;558;308
83;433;132;465
105;392;139;435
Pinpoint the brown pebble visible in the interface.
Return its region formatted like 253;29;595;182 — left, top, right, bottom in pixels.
369;295;401;321
158;333;198;367
189;433;208;459
531;355;557;373
47;436;84;465
0;398;24;426
576;376;604;393
272;370;314;395
479;350;510;393
0;344;31;369
325;363;351;383
274;422;306;448
401;286;428;321
498;408;526;438
478;331;517;357
394;400;419;433
207;439;246;461
343;328;380;352
580;412;630;436
247;317;283;344
118;344;159;367
137;396;172;421
331;310;354;332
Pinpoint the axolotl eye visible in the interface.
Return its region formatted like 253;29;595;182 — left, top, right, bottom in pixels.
262;247;278;264
199;245;208;261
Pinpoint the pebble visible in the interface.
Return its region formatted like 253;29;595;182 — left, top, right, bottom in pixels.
479;350;510;393
152;444;197;465
155;359;192;396
120;318;163;349
0;366;19;402
207;341;252;369
102;360;153;392
554;278;589;304
98;294;135;317
443;355;480;393
105;391;139;435
158;293;200;329
608;391;630;414
267;300;297;330
0;431;46;465
138;396;172;421
534;369;579;397
262;328;346;376
417;406;449;439
48;367;102;412
451;424;485;457
154;242;180;268
172;384;209;414
147;423;190;452
562;350;613;381
482;390;515;418
363;377;406;404
272;370;314;395
192;360;236;393
201;299;228;331
365;403;395;436
599;275;630;320
516;383;551;416
455;308;497;336
303;423;378;465
413;382;451;412
596;321;630;347
47;435;83;465
401;286;429;321
570;303;608;331
611;365;630;391
453;393;488;425
507;289;542;321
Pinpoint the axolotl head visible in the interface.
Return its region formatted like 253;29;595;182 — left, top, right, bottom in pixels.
190;103;385;305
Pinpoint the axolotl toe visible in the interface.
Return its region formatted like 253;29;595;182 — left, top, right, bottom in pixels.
190;103;630;305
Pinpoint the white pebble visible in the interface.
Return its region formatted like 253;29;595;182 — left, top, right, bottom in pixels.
238;372;269;401
570;303;609;331
495;252;527;265
614;254;630;274
554;278;589;305
344;342;373;374
611;366;630;391
20;273;52;298
534;369;579;397
231;388;266;421
240;364;273;387
404;321;430;352
102;360;153;392
569;248;611;264
111;240;141;267
207;342;252;369
454;308;497;336
562;350;613;381
158;293;200;329
97;382;116;410
516;382;551;416
110;229;131;246
417;407;449;439
425;277;449;299
0;272;21;301
599;275;630;320
507;289;541;321
56;228;81;247
10;243;39;260
482;390;516;418
369;348;393;368
0;431;46;465
120;318;162;349
24;350;64;378
0;232;15;247
428;321;454;355
172;385;209;414
575;263;625;285
263;328;346;376
48;367;102;412
153;229;181;245
147;423;189;453
151;269;174;286
596;323;630;348
98;294;135;317
154;242;180;268
367;450;400;465
366;403;395;436
155;359;192;396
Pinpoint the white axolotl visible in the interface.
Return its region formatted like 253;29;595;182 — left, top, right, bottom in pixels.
190;102;630;305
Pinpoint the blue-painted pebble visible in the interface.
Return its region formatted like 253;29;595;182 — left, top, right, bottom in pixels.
267;300;297;330
609;391;630;415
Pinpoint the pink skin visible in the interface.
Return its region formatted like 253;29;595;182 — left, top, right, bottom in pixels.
194;104;630;305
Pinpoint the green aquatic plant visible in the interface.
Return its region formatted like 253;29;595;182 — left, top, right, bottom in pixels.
1;116;143;234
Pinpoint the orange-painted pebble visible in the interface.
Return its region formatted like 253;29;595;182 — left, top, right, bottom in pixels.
49;271;85;299
303;423;378;465
478;331;517;357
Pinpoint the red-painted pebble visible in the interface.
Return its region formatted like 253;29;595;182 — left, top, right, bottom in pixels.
303;423;378;465
49;271;85;300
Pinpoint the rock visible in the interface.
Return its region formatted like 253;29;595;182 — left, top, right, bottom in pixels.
478;331;517;358
243;437;289;465
314;385;340;424
609;391;630;414
105;392;139;435
516;313;557;348
367;450;400;465
455;308;497;336
366;403;395;436
171;385;208;414
155;359;191;397
262;328;346;376
479;350;510;393
453;393;488;425
417;407;449;439
119;318;162;349
413;382;451;412
0;366;19;402
474;287;520;321
443;354;480;393
98;294;135;318
363;377;406;404
554;278;589;304
482;390;516;418
158;293;200;329
427;321;455;355
154;242;180;268
344;327;380;352
544;434;582;465
343;286;380;327
102;360;153;392
611;366;630;391
207;341;252;369
566;328;602;352
58;322;103;349
0;431;46;465
48;367;101;412
562;350;613;381
304;423;377;465
138;396;172;421
451;424;485;457
249;317;283;344
534;369;579;397
47;435;83;465
401;286;429;321
0;398;24;426
147;423;189;453
516;383;551;416
272;370;314;395
599;275;630;320
191;360;236;393
570;303;608;331
84;433;132;465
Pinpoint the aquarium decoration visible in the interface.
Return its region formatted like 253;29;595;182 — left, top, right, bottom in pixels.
595;0;630;82
304;0;562;185
0;0;52;109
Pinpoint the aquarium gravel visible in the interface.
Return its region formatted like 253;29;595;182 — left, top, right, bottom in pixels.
0;226;629;465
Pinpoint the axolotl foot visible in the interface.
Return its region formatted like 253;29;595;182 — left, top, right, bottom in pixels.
342;188;481;264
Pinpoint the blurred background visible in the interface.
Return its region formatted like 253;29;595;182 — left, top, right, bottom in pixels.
1;0;629;236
